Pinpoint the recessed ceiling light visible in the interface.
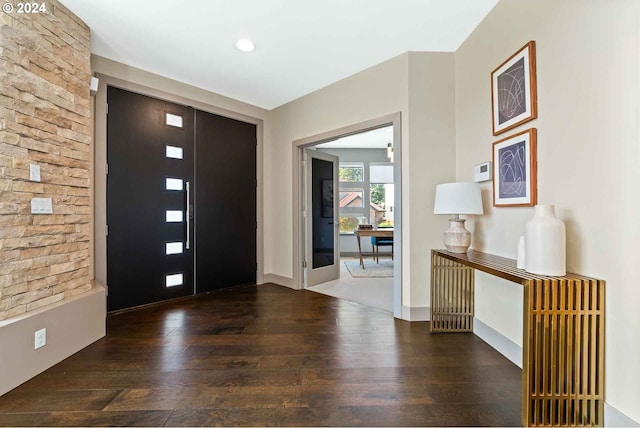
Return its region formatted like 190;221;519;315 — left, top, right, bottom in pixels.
236;39;255;52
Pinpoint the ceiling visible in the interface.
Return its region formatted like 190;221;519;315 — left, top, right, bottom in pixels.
59;0;498;110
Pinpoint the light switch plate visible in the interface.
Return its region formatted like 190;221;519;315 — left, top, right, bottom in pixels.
29;164;41;182
31;198;53;214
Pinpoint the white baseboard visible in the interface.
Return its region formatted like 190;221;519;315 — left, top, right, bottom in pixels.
605;403;640;427
0;283;106;396
401;305;429;321
339;252;363;258
262;274;295;289
340;251;392;258
473;317;522;368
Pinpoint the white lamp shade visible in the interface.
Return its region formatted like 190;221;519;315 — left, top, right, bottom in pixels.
434;182;484;215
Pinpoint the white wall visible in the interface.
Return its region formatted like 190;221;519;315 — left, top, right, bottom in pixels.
407;52;456;307
268;52;456;309
0;284;105;396
455;0;640;423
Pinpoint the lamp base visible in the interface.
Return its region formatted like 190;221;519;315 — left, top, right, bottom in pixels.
443;218;471;253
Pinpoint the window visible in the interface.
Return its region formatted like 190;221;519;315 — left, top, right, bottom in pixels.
339;216;368;233
165;273;183;287
165;113;183;128
370;183;394;227
370;164;393;183
339;190;364;208
165;178;183;191
370;184;385;207
339;164;364;182
165;242;184;255
165;145;183;159
165;210;183;222
336;161;394;233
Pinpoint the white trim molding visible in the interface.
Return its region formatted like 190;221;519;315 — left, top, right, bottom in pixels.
401;305;429;321
262;274;294;289
473;317;522;368
605;403;640;427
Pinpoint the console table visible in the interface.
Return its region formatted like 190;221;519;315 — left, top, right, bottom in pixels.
430;249;605;427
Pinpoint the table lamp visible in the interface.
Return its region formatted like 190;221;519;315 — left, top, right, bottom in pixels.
433;182;484;253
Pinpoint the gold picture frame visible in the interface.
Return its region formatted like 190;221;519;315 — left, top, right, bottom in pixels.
491;41;537;136
492;128;537;207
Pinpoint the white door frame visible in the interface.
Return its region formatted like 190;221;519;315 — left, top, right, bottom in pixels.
291;113;402;318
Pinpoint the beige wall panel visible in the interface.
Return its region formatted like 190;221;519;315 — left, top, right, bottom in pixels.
407;52;456;306
455;0;640;422
0;284;105;396
269;54;410;284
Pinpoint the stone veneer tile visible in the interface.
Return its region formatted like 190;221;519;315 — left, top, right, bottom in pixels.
0;0;92;321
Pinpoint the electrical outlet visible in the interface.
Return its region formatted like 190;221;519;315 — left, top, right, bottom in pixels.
34;328;46;350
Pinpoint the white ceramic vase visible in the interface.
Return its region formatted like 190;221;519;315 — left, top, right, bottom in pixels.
525;205;566;276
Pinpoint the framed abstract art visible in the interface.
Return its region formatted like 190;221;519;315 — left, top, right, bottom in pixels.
492;128;537;207
491;41;537;135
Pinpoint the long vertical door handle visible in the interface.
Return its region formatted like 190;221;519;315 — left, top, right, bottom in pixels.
185;181;190;250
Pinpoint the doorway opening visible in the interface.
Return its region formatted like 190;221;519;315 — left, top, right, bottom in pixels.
292;113;402;318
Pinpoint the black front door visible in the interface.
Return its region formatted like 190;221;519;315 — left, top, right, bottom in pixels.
106;87;258;312
107;87;194;311
195;110;257;292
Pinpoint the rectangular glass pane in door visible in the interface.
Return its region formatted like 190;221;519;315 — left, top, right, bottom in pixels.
312;157;335;269
305;149;340;287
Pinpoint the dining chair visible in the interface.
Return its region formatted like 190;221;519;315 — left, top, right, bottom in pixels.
370;236;393;263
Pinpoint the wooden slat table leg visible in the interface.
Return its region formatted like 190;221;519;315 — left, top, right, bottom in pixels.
430;252;474;333
524;278;605;426
429;250;605;426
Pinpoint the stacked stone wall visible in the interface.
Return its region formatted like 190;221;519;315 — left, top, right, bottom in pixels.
0;1;92;320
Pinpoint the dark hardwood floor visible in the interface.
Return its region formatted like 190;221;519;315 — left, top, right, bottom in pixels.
0;283;521;427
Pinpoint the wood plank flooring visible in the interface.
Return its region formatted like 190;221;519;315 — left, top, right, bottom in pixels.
0;284;521;426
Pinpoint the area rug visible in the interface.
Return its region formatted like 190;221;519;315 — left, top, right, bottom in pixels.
344;259;393;278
